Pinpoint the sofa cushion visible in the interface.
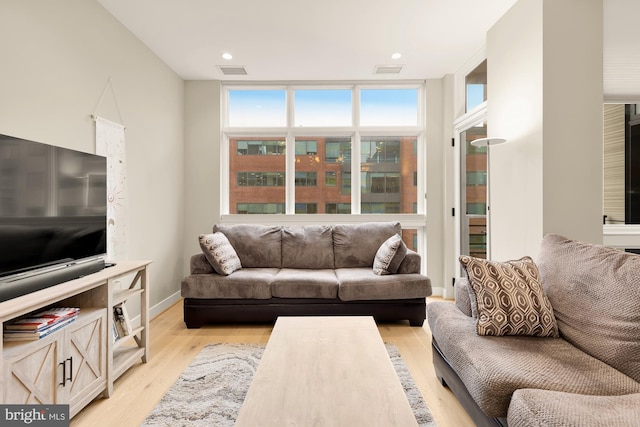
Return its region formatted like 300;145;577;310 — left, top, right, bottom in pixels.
190;253;215;274
454;277;473;318
272;269;338;299
459;255;558;337
538;234;640;383
507;389;640;427
282;225;334;269
213;224;282;268
427;301;640;418
336;268;431;301
181;268;277;299
199;232;242;276
373;233;407;275
333;222;401;268
397;249;421;274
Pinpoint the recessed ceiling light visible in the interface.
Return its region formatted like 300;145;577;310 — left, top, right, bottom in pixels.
222;52;233;60
391;52;402;60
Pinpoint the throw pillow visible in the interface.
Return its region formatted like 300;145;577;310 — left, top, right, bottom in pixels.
459;255;558;337
373;233;407;275
199;233;242;276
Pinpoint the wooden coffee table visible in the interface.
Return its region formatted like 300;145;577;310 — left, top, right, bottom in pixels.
234;316;419;427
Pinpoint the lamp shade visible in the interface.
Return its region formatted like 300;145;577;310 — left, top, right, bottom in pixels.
470;137;507;147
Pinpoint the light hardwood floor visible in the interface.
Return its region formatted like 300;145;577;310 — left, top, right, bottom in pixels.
70;298;474;427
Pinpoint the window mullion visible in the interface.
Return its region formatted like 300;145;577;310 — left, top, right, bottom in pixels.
352;86;361;214
286;132;295;214
353;85;361;127
221;133;230;214
285;88;296;214
352;132;361;214
286;87;295;128
417;134;425;215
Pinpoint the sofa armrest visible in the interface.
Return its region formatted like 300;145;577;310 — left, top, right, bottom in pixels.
455;277;473;317
508;389;640;427
397;249;421;274
190;253;215;274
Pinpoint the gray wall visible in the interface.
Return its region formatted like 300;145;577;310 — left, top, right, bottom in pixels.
0;1;185;316
183;81;222;270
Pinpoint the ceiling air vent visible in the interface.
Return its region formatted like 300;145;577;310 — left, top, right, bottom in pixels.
218;65;248;75
374;65;403;75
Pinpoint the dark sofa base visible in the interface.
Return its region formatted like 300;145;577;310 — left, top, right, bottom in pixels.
183;297;426;328
432;339;507;427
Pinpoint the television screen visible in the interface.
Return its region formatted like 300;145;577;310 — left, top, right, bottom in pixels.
0;134;107;280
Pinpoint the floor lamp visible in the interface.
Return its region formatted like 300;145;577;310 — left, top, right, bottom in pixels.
469;137;507;259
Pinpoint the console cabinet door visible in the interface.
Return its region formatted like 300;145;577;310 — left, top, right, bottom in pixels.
2;308;107;413
3;336;64;405
65;310;107;417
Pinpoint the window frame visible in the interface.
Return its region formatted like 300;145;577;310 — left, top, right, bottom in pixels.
220;82;427;233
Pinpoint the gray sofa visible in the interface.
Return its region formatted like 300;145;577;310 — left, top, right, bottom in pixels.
428;234;640;427
182;222;432;328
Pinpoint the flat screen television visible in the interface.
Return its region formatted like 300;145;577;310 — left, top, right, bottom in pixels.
0;133;107;302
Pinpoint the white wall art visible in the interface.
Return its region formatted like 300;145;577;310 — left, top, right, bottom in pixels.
95;116;127;261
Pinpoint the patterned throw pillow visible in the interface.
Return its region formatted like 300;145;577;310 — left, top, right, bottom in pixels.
373;234;407;275
199;233;242;276
459;255;558;337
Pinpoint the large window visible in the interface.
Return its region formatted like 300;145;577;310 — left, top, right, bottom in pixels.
224;84;424;216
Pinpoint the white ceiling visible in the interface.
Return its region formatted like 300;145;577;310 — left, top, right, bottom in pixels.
97;0;640;98
96;0;519;81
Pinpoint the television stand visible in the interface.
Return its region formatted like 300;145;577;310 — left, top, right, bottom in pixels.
0;260;152;418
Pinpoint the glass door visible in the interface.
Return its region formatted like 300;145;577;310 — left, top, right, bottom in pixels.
460;121;488;260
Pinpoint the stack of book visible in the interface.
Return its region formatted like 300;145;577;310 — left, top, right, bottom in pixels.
4;307;80;341
113;303;132;341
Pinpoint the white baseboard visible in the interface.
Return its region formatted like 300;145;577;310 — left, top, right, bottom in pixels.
430;286;444;297
150;290;182;319
128;290;182;327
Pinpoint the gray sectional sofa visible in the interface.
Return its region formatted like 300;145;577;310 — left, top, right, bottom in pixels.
182;222;432;328
428;234;640;427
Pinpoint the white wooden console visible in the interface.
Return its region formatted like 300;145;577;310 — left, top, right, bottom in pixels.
0;260;151;418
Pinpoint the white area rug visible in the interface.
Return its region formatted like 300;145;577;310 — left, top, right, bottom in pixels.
141;342;437;426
